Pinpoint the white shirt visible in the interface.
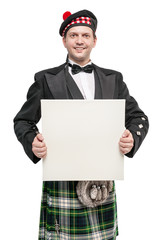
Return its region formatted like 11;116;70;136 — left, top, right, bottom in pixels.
68;59;95;100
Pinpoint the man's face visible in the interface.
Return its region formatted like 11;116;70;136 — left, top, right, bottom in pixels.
62;26;97;66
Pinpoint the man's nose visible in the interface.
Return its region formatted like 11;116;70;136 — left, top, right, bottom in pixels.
76;36;84;44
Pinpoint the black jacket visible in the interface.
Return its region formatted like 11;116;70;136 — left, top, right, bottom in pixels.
13;63;149;163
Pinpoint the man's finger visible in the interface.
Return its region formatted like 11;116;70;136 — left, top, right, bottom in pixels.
119;141;133;148
33;146;47;153
120;147;129;154
36;151;47;158
32;141;46;148
120;137;134;143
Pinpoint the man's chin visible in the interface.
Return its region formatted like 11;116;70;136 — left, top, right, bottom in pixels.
73;57;89;65
74;51;85;58
73;54;85;62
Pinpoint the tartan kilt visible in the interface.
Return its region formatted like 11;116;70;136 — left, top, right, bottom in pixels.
38;181;118;240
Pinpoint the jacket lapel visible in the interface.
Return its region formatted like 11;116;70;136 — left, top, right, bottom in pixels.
44;68;69;99
93;64;116;99
45;65;84;99
94;69;102;99
65;66;84;99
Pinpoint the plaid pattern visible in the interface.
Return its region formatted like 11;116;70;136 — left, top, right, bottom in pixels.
38;181;118;240
62;17;91;36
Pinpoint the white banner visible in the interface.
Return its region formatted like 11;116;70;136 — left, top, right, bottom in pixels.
41;100;125;181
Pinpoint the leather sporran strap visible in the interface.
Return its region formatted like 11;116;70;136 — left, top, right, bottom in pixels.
76;181;113;208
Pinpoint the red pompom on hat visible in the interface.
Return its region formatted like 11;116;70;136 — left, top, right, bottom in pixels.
63;11;71;21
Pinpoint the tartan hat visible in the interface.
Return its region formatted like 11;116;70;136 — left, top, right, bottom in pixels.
59;9;97;37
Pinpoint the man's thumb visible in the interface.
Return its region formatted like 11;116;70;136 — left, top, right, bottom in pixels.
122;129;129;138
37;133;44;142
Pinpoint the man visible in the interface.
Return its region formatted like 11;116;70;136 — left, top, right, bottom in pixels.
14;9;149;240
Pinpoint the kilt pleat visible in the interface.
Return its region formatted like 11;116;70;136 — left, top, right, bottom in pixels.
38;181;118;240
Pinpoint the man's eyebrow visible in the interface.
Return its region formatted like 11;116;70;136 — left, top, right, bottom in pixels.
69;32;91;35
69;31;78;34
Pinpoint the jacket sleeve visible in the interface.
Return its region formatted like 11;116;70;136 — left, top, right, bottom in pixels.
117;73;149;158
13;77;43;163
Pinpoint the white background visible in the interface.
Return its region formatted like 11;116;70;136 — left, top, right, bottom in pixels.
1;0;167;239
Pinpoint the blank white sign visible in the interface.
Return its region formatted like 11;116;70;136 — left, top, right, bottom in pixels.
41;100;125;181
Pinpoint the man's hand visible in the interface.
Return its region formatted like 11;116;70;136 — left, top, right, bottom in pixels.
119;129;134;155
32;133;47;159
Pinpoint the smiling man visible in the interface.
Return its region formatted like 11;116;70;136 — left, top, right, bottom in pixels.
14;9;149;240
62;25;97;65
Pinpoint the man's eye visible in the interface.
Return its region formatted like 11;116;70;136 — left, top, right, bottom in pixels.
71;34;76;38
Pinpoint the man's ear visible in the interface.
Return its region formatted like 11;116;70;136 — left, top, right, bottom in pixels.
62;37;67;48
93;37;97;48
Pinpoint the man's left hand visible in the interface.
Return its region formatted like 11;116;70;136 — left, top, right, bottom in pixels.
119;129;134;155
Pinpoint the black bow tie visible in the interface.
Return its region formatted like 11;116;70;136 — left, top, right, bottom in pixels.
69;63;94;75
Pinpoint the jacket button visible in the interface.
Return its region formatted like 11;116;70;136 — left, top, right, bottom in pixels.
139;124;143;128
141;117;146;121
137;131;141;136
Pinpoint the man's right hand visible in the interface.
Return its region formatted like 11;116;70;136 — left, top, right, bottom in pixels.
32;133;47;159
